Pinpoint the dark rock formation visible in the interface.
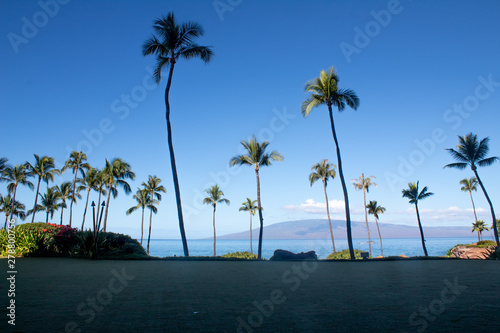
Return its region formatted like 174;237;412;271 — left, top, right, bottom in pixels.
269;249;317;261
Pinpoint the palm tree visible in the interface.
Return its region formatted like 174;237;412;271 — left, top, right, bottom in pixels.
77;167;98;230
472;220;488;242
239;198;259;254
402;181;433;256
57;181;80;225
0;157;10;183
61;151;90;227
444;133;499;246
93;169;107;223
230;136;283;259
302;67;360;260
203;184;230;257
352;174;378;257
1;194;26;228
309;159;337;253
126;188;151;246
28;186;61;223
459;177;479;223
366;200;386;257
26;154;60;223
102;158;135;231
143;12;213;257
4;164;34;220
142;176;166;254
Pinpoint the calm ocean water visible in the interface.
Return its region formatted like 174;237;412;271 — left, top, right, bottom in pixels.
142;237;482;259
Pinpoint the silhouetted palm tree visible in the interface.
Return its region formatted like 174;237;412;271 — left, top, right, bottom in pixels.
460;177;479;222
143;12;213;257
309;159;337;253
445;133;499;246
93;169;107;225
352;174;378;257
142;176;166;254
126;188;151;246
230;136;283;259
28;186;61;223
0;157;11;183
1;194;26;228
4;164;34;221
77;167;98;231
203;184;230;256
57;181;80;225
472;220;488;242
239;198;259;254
302;67;360;259
366;200;386;257
402;181;433;256
62;151;90;227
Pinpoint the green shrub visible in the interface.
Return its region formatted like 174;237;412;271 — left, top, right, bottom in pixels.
72;231;147;258
221;251;258;259
476;240;496;247
327;249;364;260
0;227;49;257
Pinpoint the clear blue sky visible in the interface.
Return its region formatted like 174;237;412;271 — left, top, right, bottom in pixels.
1;0;499;239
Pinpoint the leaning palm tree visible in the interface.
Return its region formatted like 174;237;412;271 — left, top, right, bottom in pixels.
61;151;90;227
4;164;34;220
366;200;386;257
472;220;488;242
126;188;151;246
1;194;26;228
445;133;499;246
57;181;80;225
142;175;166;253
352;174;378;257
26;154;60;223
302;67;360;259
143;12;213;257
203;184;230;257
230;136;283;259
28;186;61;223
239;198;259;254
77;167;98;230
402;181;433;256
102;158;135;231
309;159;337;253
459;177;479;223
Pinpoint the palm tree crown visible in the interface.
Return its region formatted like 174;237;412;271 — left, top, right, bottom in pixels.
203;185;230;208
230;135;283;171
460;177;478;193
239;198;258;215
402;181;434;204
309;159;336;187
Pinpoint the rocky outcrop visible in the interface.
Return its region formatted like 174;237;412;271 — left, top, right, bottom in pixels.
269;249;317;261
450;245;492;259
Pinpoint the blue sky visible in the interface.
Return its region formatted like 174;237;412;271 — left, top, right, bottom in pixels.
1;0;499;240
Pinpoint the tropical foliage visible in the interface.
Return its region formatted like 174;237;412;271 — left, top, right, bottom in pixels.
472;220;489;242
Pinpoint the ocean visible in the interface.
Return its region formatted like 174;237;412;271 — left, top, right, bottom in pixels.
143;237;483;259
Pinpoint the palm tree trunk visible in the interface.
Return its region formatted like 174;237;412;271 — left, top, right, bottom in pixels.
363;185;372;257
60;205;64;225
323;181;335;253
415;203;428;256
31;177;42;223
147;208;153;254
81;189;90;231
9;186;18;221
469;191;478;222
375;217;383;257
255;168;264;260
103;181;112;232
45;211;49;224
96;189;102;229
249;212;253;254
477;230;481;242
141;207;145;246
4;215;8;229
472;168;499;246
328;105;354;260
213;205;216;257
69;169;78;227
164;61;189;257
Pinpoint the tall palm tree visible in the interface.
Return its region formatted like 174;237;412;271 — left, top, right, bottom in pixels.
472;220;488;242
77;167;98;230
61;151;90;227
126;188;151;246
143;12;213;257
302;67;360;259
239;198;259;254
28;186;61;223
26;154;60;223
102;158;135;231
1;194;26;228
352;174;378;257
57;181;80;225
203;184;230;257
230;136;283;259
4;164;34;220
142;176;166;253
444;133;499;246
402;181;433;256
460;177;479;222
366;200;386;257
93;169;107;223
309;159;337;253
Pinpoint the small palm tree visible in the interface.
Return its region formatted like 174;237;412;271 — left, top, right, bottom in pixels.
402;181;433;256
472;220;488;242
203;184;230;257
239;198;259;254
460;177;479;222
309;159;337;253
1;194;26;228
143;12;213;257
352;174;378;257
28;186;61;223
142;176;166;254
230;136;283;259
26;154;60;223
366;200;386;257
444;133;499;246
126;188;151;246
4;164;34;220
77;167;98;230
61;151;90;227
302;67;360;260
57;181;80;225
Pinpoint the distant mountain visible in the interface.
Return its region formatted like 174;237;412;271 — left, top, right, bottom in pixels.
217;219;475;240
